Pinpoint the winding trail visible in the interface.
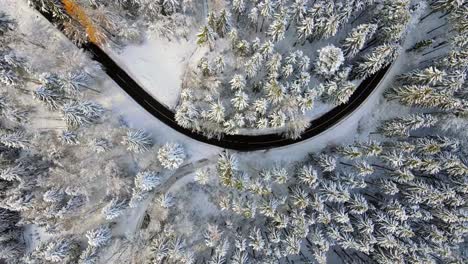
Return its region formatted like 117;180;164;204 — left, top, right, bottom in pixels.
36;7;390;151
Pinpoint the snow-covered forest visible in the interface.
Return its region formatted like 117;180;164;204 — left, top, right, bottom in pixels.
0;0;467;263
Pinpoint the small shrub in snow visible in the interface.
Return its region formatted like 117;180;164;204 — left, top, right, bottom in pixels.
158;143;186;170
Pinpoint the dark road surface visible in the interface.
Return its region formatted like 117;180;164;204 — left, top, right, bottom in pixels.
36;8;389;151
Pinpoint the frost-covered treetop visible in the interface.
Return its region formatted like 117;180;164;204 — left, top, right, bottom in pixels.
158;142;186;170
134;170;161;192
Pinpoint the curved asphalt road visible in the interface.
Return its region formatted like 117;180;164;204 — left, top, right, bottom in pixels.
85;43;389;151
37;8;389;151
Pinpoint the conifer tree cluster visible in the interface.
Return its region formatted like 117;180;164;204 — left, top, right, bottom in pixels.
177;0;409;138
1;1;466;263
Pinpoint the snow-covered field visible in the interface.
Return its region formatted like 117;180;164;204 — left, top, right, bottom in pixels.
106;36;196;110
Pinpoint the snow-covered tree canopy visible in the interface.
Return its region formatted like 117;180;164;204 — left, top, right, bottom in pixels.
158;142;186;170
1;0;467;264
177;0;410;138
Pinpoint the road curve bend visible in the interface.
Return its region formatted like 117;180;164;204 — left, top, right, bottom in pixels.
36;8;389;151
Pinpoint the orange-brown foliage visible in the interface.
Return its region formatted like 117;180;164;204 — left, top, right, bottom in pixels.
61;0;105;45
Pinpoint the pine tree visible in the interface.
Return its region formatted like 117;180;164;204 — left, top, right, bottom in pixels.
317;13;341;39
101;197;127;220
398;66;447;86
28;0;67;20
135;171;160;191
258;0;274;32
0;242;24;261
284;117;308;139
33;86;63;110
248;7;259;28
216;9;231;37
297;17;314;44
158;143;186;170
207;101;225;123
0;163;27;182
232;0;246;18
319;181;350;203
378;114;438;137
269;111;286;128
61;71;93;94
58;195;87;218
157;193;175;208
121;129;153;153
42;238;75;263
298;165;318;188
213;55;225;74
204;224;223;248
289;0;307;26
268;12;287;42
61;101;104;128
432;0;465;14
59;131;80;145
0;68;21;86
378;24;407;43
234;39;250;57
314;45;344;76
230;74;246;90
265;80;285;104
317;154;337;172
329;81;356;105
196;25;215;49
231;91;249;111
387;85;462;110
249;227;265;253
43;188;65;203
347;193;369;215
217;151;238;187
86;225;112;248
79;246;98;264
342;23;377;58
162;0;179;14
0;131;29;149
194;168;210;185
352;44;399;79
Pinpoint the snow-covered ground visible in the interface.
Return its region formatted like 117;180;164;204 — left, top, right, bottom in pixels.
106;36;197;110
